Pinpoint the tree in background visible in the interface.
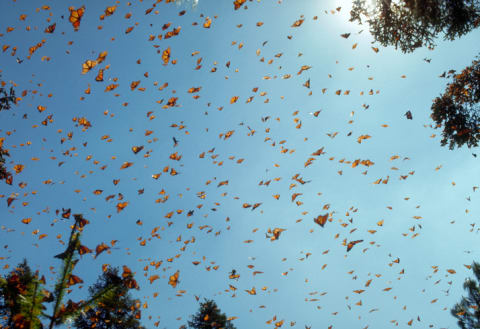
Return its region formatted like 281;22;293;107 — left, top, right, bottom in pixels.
0;80;16;112
0;74;16;184
0;137;12;184
349;0;480;149
73;268;143;329
0;260;47;329
431;57;480;149
451;262;480;328
0;213;142;329
349;0;480;53
187;299;236;329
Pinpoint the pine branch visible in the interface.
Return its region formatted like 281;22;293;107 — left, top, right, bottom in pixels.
56;282;120;324
27;281;38;329
49;225;81;329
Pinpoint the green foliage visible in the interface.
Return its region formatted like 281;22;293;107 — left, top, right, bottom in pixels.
73;268;143;329
187;299;236;329
452;262;480;329
0;260;47;329
431;57;480;149
349;0;480;53
0;213;142;329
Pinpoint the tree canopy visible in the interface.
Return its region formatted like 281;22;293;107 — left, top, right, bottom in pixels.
0;214;142;329
431;57;480;149
0;82;16;112
350;0;480;149
452;262;480;329
73;268;144;329
187;299;236;329
349;0;480;53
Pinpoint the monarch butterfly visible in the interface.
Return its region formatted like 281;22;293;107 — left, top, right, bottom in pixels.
245;287;256;295
67;274;83;286
61;208;71;219
100;5;116;20
314;214;328;227
44;23;56;34
95;69;104;82
203;17;212;28
346;239;363;252
162;47;171;65
96;51;108;64
122;265;132;278
116;202;128;213
168;271;179;288
164;27;181;39
291;18;305;27
68;6;85;31
132;145;144;154
82;60;97;74
233;0;246;10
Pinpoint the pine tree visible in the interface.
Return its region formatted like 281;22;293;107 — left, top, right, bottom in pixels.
0;74;16;184
73;268;143;329
0;213;143;329
0;260;47;329
0;138;12;185
431;57;480;149
349;0;480;53
187;299;236;329
0;81;16;112
348;0;480;150
452;262;480;328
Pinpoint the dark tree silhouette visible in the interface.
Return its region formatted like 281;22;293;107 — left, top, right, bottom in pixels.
349;0;480;53
431;57;480;149
0;83;16;112
73;268;143;329
0;141;12;184
452;262;480;328
0;75;16;184
0;213;143;329
349;0;480;149
0;260;47;329
187;299;236;329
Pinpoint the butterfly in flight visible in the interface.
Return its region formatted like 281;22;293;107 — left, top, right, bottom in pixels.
168;271;180;288
347;239;363;252
314;214;328;227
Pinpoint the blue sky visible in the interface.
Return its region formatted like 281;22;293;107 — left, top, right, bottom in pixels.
1;0;480;328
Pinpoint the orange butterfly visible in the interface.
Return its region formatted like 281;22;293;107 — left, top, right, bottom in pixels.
100;6;116;20
203;17;212;28
168;271;179;288
44;23;56;34
95;69;104;82
69;6;85;31
234;0;246;10
132;146;144;154
164;27;181;39
346;239;363;252
67;274;83;287
291;18;305;27
96;51;108;64
314;213;328;227
162;47;171;65
82;60;97;74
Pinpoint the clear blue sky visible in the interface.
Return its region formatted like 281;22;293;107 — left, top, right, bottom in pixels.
1;0;480;328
